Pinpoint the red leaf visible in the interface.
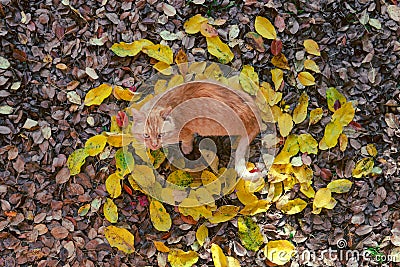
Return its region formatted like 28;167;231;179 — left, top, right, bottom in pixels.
137;195;149;207
249;167;260;173
123;183;133;196
320;168;332;181
128;85;137;93
271;39;283;56
13;48;27;62
349;121;362;130
116;111;129;128
180;214;197;225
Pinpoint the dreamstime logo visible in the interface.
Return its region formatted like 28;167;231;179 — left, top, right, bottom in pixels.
262;239;398;264
122;62;276;207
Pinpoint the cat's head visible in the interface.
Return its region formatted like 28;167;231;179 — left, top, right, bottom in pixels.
131;106;176;150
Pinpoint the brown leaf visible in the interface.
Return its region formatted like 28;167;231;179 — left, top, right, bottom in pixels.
56;167;71;184
271;39;283;56
51;226;69;239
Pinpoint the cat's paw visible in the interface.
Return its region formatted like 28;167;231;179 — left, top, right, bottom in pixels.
181;143;193;154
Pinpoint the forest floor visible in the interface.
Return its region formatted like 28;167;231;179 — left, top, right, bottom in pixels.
1;0;400;266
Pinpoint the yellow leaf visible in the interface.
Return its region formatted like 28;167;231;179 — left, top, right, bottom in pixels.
104;225;135;253
239;65;259;95
309;108;323;125
106;173;122;198
175;49;188;75
142;44;173;64
298;133;318;154
184;14;208;34
211;243;228;267
115;148;135;176
84;135;107;156
300;184;315;198
200;23;218;37
179;200;213;221
153;61;173;75
298;71;316;86
106;133;135;147
110;39;153;57
339;133;348;152
131;165;156;188
208;205;239;224
259;82;282;106
278;112;293;137
67;148;89;175
254;16;277;39
240;200;271;216
201;170;221;195
113;86;141;102
326;87;347;112
150;199;172;232
323;197;337;209
280;198;307;214
104;198;118;223
304;59;321;73
236;179;258;205
274;135;299;164
352;157;374;178
314;188;332;208
196;223;209;246
84;83;113;106
271;53;290;70
128;94;154;110
292;92;309;124
238;216;264;251
154;80;168;95
168;249;199;267
303;39;321;56
78;203;90;216
332;102;355;126
167;170;193;187
324;121;343;148
206;36;234;64
227;256;241;267
327;179;353;193
264;240;295;265
167;74;184;89
266;182;283;202
366;144;377;157
271;68;283;90
292;165;313;184
268;164;293;183
204;62;223;80
153;241;170;253
188;61;207;75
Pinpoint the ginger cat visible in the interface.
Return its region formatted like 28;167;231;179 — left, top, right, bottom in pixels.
131;81;264;180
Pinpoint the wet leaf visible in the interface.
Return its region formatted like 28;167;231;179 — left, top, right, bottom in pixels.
110;39;154;57
206;36;234;64
264;240;295;265
150;199;171;232
239;65;259;95
84;135;107;156
303;39;321;56
168;249;199;267
184;14;208;34
67;148;89;175
277;113;293;137
142;44;174;64
327;179;353;193
255;16;277;39
104;198;118;223
293;92;309;124
104;225;135;253
238;216;264;251
298;71;316;86
352;157;374;178
84;84;113;106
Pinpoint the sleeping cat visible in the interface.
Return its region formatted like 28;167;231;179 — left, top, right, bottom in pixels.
130;81;265;180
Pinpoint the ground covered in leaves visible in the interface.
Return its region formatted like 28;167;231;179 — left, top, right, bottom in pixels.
1;0;400;266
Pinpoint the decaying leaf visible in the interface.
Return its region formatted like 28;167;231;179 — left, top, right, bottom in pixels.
200;23;218;37
271;53;290;70
104;225;135;254
352;157;374;178
326;87;346;112
245;32;265;52
238;216;264;251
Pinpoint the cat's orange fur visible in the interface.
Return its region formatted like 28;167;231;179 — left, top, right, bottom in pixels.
131;81;264;180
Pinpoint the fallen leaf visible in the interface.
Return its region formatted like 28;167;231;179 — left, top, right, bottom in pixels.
84;84;113;106
323;121;343;148
271;53;290;70
0;56;10;69
298;133;318;154
153;241;170;253
110;39;154;57
314;188;332;208
238;216;264;251
339;133;348;152
298;71;316;86
245;32;265;52
352;157;374;178
326;87;347;112
388;5;400;22
84;135;107;156
255;16;277;39
67;148;89;175
168;249;199;267
211;243;228;267
106;173;122;198
115;148;135;176
200;23;218;37
67;91;81;105
104;198;118;223
274;135;299;164
271;68;283;90
162;3;176;16
85;67;98;79
292;92;309;124
332;102;355;126
104;225;135;253
264;240;295;265
142;44;174;64
277;113;293;137
184;14;208;34
304;59;320;73
196;223;209;246
366;144;377;157
239;65;259;95
206;36;234;64
270;39;283;56
208;205;239;224
150;199;172;232
303;39;321;56
22;118;38;129
309;108;323;125
327;179;353;193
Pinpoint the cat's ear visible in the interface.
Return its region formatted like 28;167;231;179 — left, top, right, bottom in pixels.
160;106;172;120
131;108;144;122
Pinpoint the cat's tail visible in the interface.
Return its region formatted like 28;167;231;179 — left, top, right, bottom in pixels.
234;136;267;181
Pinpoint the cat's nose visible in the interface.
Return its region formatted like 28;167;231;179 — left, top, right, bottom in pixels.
150;143;159;150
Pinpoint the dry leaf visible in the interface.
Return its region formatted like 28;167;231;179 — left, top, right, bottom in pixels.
292;92;309;124
84;84;113;106
298;133;318;154
211;243;228;267
388;5;400;22
271;53;290;70
271;68;283;90
206;36;234;64
184;14;208;34
298;71;316;86
150;199;172;232
104;198;118;223
168;249;199;267
239;65;259;95
303;39;321;56
255;16;277;39
84;135;107;156
264;240;295;265
278;113;293;137
326;87;347;112
304;59;320;73
352;157;374;178
309;108;323;125
327;179;353;193
110;39;154;57
67;148;89;175
196;223;209;246
104;225;135;254
142;44;174;64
